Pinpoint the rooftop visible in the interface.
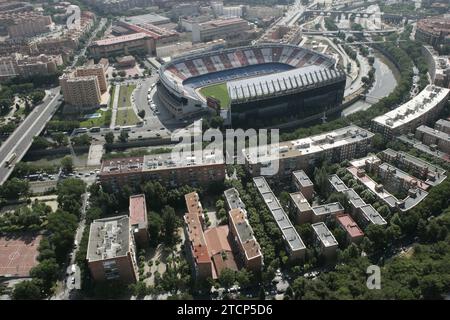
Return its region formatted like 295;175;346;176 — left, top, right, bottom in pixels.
228;66;345;102
245;125;373;163
336;214;364;239
342;188;366;208
372;85;450;129
229;208;262;260
87;215;131;262
184;192;210;265
92;33;151;46
289;192;312;212
417;124;450;142
293;170;314;188
312;222;338;248
311;202;344;216
224;188;246;211
328;174;348;192
381;149;447;185
253;176;305;252
199;17;247;30
129;194;147;229
99;151;224;176
360;205;387;226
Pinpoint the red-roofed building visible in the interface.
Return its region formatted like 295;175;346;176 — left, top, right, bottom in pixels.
183;192;212;279
89;33;156;58
336;214;364;244
129;194;149;247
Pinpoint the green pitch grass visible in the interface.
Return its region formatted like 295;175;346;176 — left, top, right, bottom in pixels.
199;83;230;109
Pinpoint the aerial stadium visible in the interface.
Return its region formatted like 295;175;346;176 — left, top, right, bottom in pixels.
157;43;346;128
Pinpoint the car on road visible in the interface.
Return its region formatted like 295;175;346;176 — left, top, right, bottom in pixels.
71;277;75;284
114;126;121;131
156;133;161;137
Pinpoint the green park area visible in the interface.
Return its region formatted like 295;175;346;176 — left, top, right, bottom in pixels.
199;83;230;109
79;86;115;128
116;84;140;126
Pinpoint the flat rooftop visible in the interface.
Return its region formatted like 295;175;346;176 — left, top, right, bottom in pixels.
311;202;344;216
436;119;450;131
229;208;262;260
253;176;305;252
93;33;150;46
328;174;348;192
372;85;450;129
121;13;170;25
378;162;430;191
385;149;447;186
129;194;147;228
417;125;450;141
199;17;247;30
289;192;312;212
87;215;130;262
312;222;338;247
245;125;374;163
99;151;224;176
224;188;246;211
336;214;364;239
360;205;387;225
293;170;314;188
342;188;366;208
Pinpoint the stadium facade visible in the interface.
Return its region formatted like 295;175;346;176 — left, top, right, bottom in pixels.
157;43;346;128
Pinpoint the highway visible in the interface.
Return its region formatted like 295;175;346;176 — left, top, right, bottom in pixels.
0;88;62;184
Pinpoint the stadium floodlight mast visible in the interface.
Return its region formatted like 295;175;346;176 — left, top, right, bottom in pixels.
171;121;280;175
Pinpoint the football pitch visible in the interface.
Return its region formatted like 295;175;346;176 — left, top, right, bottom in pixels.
199;83;230;109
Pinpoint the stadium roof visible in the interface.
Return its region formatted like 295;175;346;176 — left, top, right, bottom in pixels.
227;66;345;102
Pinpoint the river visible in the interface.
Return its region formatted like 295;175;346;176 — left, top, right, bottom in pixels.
341;51;401;116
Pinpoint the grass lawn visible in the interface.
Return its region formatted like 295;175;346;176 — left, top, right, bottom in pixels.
199;83;230;109
80;108;112;128
118;84;135;108
116;108;140;126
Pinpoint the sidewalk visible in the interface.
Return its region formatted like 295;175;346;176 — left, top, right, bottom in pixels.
110;84;120;129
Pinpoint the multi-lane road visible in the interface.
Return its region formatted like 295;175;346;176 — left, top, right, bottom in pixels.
0;88;62;184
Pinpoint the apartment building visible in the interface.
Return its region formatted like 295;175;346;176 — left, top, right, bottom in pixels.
380;149;447;186
75;64;108;93
224;188;246;212
98;152;225;191
0;12;52;38
0;53;62;81
311;202;345;223
89;33;156;58
288;192;313;225
59;73;102;110
371;85;450;139
311;222;338;262
228;208;263;272
117;20;179;46
253;176;306;260
335;214;364;244
191;17;253;43
422;45;450;88
245;125;374;177
328;174;387;227
435;119;450;134
415;125;450;154
183;192;212;280
129;195;149;247
87;215;139;284
292;170;314;201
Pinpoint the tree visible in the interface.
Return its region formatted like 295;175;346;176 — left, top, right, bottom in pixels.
235;269;252;288
30;259;59;294
1;178;29;200
218;268;236;289
105;131;115;144
119;130;129;143
148;211;163;245
12;280;43;300
52;132;68;146
161;206;178;246
61;156;74;173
